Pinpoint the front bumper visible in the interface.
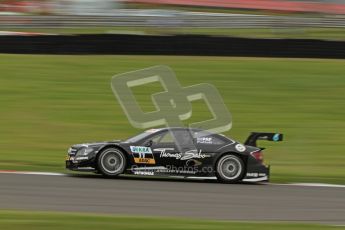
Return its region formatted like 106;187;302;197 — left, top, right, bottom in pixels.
65;158;96;172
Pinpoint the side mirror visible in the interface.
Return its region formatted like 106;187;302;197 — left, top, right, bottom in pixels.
145;140;153;147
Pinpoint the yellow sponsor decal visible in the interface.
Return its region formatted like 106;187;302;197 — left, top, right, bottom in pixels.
134;158;156;164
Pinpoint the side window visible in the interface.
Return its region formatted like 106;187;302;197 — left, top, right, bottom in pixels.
150;133;164;143
150;130;195;146
211;136;226;145
150;131;175;144
160;131;175;143
173;130;194;147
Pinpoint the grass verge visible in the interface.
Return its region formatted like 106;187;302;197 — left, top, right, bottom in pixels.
0;210;341;230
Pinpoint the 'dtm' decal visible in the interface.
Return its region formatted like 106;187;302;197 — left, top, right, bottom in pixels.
130;146;156;164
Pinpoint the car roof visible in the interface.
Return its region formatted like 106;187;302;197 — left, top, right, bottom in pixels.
145;127;203;133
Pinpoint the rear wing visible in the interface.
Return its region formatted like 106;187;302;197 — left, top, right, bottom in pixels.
244;132;283;147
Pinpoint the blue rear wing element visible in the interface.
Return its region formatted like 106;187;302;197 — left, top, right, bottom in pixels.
244;132;283;147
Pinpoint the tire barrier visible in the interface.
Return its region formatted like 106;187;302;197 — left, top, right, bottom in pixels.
0;34;344;58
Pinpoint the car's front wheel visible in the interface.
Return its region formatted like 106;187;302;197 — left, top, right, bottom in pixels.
97;148;126;177
216;154;245;183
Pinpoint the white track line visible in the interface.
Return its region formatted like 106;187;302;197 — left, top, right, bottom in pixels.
284;183;345;188
0;170;65;176
0;170;344;188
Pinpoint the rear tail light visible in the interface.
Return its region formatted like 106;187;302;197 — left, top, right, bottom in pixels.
251;150;264;163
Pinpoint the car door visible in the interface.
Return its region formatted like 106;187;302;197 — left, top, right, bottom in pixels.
149;130;179;168
150;129;196;174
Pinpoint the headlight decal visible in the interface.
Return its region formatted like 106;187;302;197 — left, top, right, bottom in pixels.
76;147;94;157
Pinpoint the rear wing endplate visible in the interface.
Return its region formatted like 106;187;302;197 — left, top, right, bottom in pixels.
244;132;283;147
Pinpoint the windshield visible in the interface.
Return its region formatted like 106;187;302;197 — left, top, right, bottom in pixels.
125;129;161;143
125;132;152;143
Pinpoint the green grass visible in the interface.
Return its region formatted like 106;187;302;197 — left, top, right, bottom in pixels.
0;55;344;184
0;211;342;230
4;27;345;41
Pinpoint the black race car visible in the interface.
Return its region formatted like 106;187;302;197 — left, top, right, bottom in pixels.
66;127;283;183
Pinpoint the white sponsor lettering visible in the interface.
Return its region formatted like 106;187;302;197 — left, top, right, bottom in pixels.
246;173;259;177
246;173;267;177
196;137;212;144
134;171;154;176
181;150;210;160
130;146;152;158
75;157;88;161
156;148;211;160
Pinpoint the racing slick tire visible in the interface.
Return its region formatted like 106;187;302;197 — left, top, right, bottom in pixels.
97;147;126;177
216;154;245;183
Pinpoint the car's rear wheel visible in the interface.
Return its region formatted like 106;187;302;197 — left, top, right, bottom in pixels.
216;154;244;183
97;148;126;177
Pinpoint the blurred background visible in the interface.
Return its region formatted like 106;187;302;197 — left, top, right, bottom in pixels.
0;0;344;39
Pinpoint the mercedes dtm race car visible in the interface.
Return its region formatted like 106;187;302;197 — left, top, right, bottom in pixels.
66;128;283;183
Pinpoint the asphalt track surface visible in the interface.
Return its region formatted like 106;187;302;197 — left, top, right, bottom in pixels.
0;173;344;224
